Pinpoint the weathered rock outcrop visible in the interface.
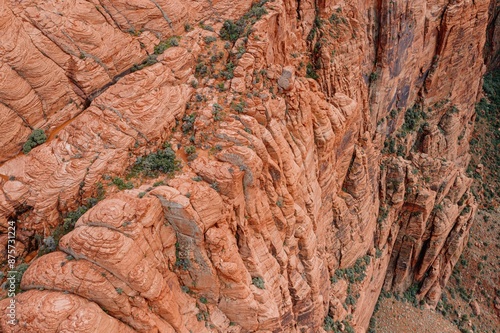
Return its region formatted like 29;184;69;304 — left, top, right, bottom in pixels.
0;0;489;332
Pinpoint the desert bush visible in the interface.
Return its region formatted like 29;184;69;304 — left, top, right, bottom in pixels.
154;36;180;55
131;143;181;178
252;277;265;289
23;129;46;154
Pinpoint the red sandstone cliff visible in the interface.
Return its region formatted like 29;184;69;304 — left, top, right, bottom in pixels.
0;0;490;332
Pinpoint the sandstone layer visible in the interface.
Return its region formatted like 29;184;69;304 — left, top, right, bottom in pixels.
0;0;489;332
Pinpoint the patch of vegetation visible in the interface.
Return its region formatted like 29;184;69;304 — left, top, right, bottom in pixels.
204;36;217;44
130;143;181;178
220;0;268;42
184;145;197;161
175;242;190;270
184;145;196;156
377;206;389;224
220;62;235;80
40;189;105;256
63;205;90;232
182;113;197;133
329;12;347;25
307;15;322;42
231;101;246;113
332;255;371;284
184;23;193;32
196;311;209;322
402;283;419;306
212;103;224;121
195;60;208;77
345;284;358;307
112;177;134;190
324;317;355;333
23;129;47;154
217;82;226;92
154;36;180;55
383;137;396;154
402;104;426;133
131;55;158;72
252;276;265;289
306;63;319;80
199;22;214;32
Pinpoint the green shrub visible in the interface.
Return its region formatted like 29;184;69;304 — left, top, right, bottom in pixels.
383;137;396;154
252;277;265;289
112;177;134;190
231;101;246;113
131;55;158;72
345;293;356;306
182;114;197;133
210;182;220;192
220;20;243;42
204;36;217;44
40;192;105;257
458;286;471;302
195;61;208;76
324;317;354;333
323;316;336;331
131;143;181;178
402;104;425;132
306;63;319;80
23;129;47;154
217;82;226;92
220;62;235;79
378;206;389;224
220;1;268;42
200;22;214;32
154;36;180;55
329;13;346;25
334;255;371;284
184;145;196;155
403;284;419;306
212;104;224;121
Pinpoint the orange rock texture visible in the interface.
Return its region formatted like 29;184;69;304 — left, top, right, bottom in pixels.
0;0;490;332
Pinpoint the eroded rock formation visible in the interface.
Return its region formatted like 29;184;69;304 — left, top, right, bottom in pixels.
0;0;489;332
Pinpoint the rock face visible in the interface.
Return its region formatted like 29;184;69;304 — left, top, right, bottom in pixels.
0;0;490;332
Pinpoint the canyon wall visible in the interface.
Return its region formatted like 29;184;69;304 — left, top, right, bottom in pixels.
0;0;489;332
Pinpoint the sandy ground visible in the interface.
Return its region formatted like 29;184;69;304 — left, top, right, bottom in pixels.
373;298;460;333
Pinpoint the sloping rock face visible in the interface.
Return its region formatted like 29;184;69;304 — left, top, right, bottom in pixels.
0;0;489;332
